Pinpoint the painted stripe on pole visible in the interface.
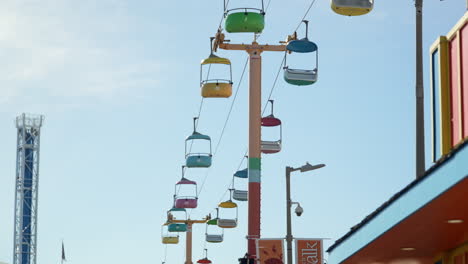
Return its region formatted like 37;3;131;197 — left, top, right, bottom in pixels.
249;169;261;182
249;158;261;170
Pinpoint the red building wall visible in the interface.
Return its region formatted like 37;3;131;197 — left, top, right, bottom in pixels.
461;24;468;139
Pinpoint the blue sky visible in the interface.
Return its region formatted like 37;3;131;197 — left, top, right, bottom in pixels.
0;1;466;264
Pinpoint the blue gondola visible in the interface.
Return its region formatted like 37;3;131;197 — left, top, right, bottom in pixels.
233;168;248;178
284;20;318;86
233;168;248;201
185;117;212;168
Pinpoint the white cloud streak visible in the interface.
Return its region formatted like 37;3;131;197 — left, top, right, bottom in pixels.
0;0;160;109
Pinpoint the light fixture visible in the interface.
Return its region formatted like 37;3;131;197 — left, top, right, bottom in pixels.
446;219;464;224
401;247;416;251
300;162;326;172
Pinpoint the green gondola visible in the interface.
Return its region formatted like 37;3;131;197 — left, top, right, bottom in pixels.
224;0;265;33
225;11;264;33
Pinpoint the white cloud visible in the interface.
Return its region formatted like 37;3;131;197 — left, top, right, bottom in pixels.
0;0;160;109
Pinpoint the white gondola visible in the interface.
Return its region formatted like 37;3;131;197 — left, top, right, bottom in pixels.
260;140;282;154
233;190;248;201
284;68;317;83
217;218;238;228
232;167;248;201
205;212;224;243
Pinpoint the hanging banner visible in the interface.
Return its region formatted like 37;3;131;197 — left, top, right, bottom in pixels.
256;239;285;264
295;239;323;264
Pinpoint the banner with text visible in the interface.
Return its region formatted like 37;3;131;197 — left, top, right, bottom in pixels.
256;239;284;264
295;239;323;264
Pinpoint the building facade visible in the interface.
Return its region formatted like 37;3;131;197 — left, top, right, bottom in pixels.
327;11;468;264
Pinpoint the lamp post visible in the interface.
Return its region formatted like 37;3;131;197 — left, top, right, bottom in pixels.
285;162;325;264
415;0;425;178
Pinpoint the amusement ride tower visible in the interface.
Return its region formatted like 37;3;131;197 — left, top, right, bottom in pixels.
12;113;44;264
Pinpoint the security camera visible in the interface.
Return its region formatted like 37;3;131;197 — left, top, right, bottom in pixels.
295;204;304;216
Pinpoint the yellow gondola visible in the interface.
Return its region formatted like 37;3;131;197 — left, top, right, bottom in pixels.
162;236;179;244
331;0;373;16
217;193;238;228
161;223;179;244
200;38;233;98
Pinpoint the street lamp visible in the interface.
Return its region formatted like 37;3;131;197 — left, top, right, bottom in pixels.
285;162;325;264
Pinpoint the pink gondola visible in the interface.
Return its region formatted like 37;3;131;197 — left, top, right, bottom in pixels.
174;176;198;209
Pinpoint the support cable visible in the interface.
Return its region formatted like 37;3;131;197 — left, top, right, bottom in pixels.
200;53;284;217
197;57;249;197
162;244;168;264
294;0;317;32
175;0;316;234
187;55;249;219
213;57;249;156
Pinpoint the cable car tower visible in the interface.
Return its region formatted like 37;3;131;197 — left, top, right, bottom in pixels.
166;212;210;264
213;1;304;259
13;113;44;264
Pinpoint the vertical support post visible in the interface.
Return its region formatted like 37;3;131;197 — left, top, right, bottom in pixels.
285;168;293;264
247;44;262;261
415;0;425;178
185;222;193;264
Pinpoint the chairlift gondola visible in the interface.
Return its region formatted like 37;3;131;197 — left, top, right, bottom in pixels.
198;259;212;264
174;171;198;208
200;38;233;98
217;191;238;228
232;168;248;201
197;249;213;264
168;207;187;220
166;207;188;232
185;117;212;168
224;0;265;33
284;20;318;86
261;100;282;154
205;210;224;243
161;223;179;244
331;0;373;16
168;223;187;232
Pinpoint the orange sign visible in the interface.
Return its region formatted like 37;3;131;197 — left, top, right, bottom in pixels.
256;239;284;264
295;239;323;264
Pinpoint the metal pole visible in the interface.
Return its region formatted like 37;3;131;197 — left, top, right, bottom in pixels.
247;44;262;262
285;167;293;264
185;222;193;264
415;0;425;178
